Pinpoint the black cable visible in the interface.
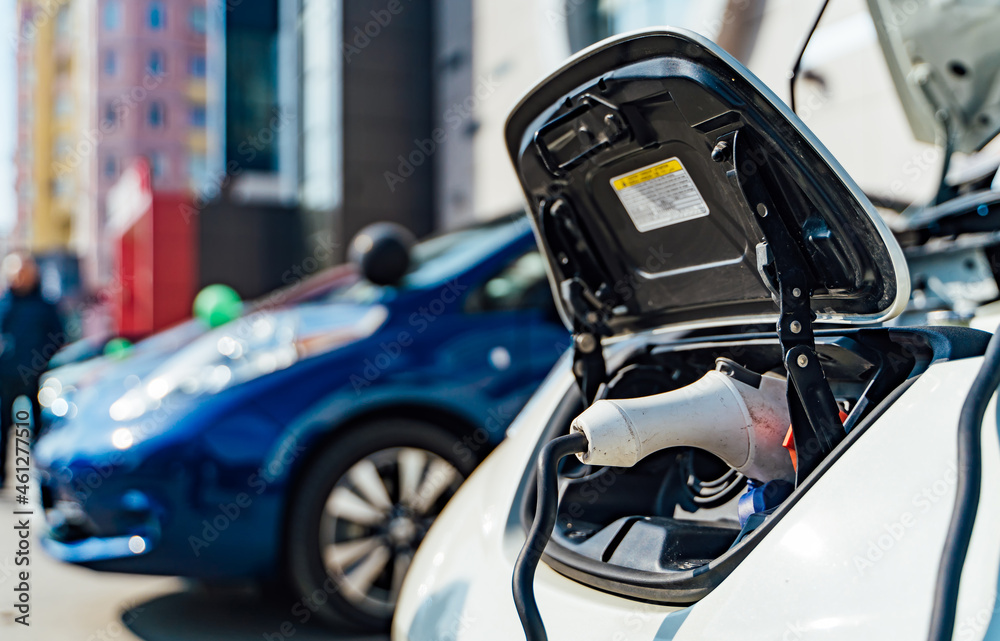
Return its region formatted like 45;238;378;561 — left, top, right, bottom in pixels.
513;432;590;641
927;322;1000;641
789;0;831;114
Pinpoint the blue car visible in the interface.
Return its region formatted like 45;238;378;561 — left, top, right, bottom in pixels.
33;215;567;630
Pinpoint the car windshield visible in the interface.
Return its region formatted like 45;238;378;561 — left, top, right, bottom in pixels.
327;216;527;304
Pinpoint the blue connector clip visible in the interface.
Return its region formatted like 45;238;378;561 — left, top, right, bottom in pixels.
737;479;794;528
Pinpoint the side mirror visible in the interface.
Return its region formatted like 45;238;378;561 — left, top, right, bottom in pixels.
349;222;416;287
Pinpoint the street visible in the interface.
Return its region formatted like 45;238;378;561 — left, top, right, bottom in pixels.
0;488;387;641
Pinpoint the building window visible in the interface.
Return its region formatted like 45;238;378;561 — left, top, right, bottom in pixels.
103;0;121;31
150;153;167;179
52;176;72;199
103;50;117;76
188;153;208;189
103;156;118;179
56;7;71;36
148;102;165;128
55;93;73;118
147;50;165;76
189;7;206;33
190;105;207;127
103;103;118;127
149;1;165;30
189;54;207;78
55;135;73;158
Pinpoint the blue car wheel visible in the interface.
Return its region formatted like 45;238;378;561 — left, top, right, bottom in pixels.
285;418;476;630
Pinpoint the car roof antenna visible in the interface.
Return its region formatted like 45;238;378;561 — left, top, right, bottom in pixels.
789;0;831;114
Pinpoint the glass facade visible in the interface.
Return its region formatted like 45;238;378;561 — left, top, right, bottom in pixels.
225;0;280;172
300;0;341;211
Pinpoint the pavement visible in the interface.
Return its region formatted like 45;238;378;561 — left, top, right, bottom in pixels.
0;487;388;641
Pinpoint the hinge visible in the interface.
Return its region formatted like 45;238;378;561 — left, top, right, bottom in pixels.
727;130;845;485
561;278;609;405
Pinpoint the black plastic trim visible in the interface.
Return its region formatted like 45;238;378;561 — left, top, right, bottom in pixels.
522;326;990;603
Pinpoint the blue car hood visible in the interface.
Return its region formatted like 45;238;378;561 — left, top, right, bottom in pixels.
36;302;387;463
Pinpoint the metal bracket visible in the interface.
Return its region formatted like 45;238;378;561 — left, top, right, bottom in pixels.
561;278;609;405
572;333;606;406
727;130;846;484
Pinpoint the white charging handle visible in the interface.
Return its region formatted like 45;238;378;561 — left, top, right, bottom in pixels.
570;367;793;482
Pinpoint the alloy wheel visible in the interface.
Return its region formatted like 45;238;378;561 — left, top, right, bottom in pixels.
319;446;463;619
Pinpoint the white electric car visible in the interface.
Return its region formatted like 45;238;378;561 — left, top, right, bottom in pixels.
393;27;1000;641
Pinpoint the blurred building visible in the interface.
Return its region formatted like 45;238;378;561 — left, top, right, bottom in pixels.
11;0;944;339
92;0;209;283
195;0;308;300
452;0;937;219
14;0;209;312
12;1;86;309
14;0;75;253
445;0;761;227
297;0;437;262
288;0;774;239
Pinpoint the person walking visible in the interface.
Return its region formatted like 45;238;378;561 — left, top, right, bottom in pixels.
0;252;65;487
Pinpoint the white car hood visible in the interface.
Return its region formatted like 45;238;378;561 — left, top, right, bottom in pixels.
394;356;1000;640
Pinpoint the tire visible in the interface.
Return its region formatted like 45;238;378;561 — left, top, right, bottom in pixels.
285;418;477;631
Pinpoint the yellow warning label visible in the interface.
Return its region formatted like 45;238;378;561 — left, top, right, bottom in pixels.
609;157;710;233
611;159;683;190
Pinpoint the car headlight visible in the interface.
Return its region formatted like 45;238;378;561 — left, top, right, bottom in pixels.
108;306;388;426
39;371;79;419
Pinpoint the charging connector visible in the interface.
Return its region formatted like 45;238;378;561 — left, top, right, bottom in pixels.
512;360;798;640
570;360;794;482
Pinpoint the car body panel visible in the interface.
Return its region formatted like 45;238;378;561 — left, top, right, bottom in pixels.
393;356;1000;640
37;264;358;435
674;357;1000;640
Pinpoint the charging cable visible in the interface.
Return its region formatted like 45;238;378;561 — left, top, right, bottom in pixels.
512;432;589;641
928;322;1000;640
